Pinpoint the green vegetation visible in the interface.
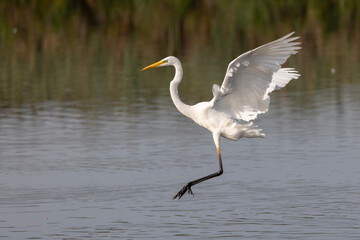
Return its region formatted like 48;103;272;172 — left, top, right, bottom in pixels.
0;0;359;109
1;0;359;55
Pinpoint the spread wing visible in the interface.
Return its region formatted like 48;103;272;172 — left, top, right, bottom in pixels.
211;32;301;121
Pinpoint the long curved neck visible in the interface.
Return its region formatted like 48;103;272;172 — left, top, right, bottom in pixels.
169;60;192;119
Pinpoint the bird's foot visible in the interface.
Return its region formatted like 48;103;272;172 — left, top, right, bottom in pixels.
173;183;194;200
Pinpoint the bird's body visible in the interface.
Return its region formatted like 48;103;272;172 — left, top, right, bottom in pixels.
141;32;301;199
168;57;266;141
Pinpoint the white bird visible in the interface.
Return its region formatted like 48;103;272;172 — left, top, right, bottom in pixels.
141;32;301;199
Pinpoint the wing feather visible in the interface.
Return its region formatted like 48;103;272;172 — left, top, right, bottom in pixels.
212;32;301;121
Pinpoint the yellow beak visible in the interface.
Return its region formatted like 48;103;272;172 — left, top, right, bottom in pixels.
141;60;165;71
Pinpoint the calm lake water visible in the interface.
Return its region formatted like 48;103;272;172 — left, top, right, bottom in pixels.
1;40;360;239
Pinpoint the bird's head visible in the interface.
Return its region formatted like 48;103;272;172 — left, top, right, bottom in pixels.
141;56;178;71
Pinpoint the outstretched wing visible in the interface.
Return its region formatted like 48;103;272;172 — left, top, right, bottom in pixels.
211;32;301;121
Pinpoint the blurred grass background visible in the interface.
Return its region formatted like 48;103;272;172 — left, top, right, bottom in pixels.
0;0;359;109
1;0;359;56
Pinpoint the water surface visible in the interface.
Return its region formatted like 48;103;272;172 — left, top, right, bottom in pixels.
0;17;360;238
1;78;360;239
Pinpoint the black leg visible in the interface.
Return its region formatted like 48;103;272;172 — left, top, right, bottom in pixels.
173;148;223;199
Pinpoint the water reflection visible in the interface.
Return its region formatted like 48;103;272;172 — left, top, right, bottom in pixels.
1;2;360;237
1;80;360;238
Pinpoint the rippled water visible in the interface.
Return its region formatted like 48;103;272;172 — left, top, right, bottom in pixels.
1;78;360;239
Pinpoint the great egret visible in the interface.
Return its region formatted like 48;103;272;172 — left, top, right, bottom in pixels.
141;32;301;199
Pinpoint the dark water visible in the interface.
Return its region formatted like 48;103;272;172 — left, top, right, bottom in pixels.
1;77;360;239
1;23;360;238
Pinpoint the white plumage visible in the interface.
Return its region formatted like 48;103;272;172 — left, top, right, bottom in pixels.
141;32;301;199
212;32;301;122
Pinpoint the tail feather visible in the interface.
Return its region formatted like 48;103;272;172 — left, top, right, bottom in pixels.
223;121;265;140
